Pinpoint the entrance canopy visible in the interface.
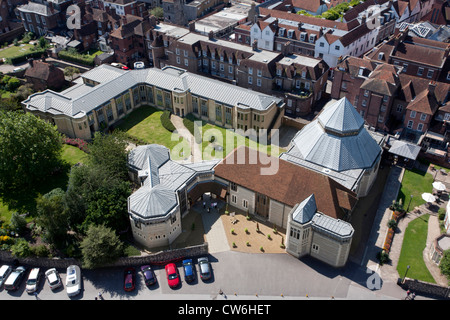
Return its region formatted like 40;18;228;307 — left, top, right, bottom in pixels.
188;181;228;202
389;140;421;160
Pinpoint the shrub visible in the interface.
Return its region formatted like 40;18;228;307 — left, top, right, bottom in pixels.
231;228;235;234
31;244;50;257
246;241;250;246
64;137;89;153
160;110;176;132
58;49;95;66
376;250;390;265
387;219;398;229
438;208;446;220
11;238;31;258
267;234;272;240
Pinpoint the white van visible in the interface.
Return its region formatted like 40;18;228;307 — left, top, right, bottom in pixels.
0;265;12;288
26;268;41;294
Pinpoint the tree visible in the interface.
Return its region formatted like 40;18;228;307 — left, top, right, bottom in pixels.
88;131;129;180
80;224;124;269
35;188;69;246
439;250;450;283
65;160;131;234
13;84;34;101
0;111;63;191
64;66;80;83
150;7;164;19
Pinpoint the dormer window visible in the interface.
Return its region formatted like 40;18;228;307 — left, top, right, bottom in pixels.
309;34;316;43
378;52;384;60
287;30;294;38
279;28;285;36
300;32;307;41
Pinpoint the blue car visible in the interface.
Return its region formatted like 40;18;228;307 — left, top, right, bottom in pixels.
182;259;195;283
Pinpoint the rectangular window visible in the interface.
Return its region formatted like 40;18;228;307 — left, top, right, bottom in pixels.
417;67;424;76
407;120;413;129
248;76;253;84
231;195;237;204
427;69;434;78
215;104;222;122
417;123;424;131
420;113;427;121
242;199;248;209
201;99;208;117
396;104;403;113
230;182;237;191
410;110;416;118
312;244;319;254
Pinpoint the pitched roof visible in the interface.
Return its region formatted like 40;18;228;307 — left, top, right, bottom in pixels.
292;194;317;224
24;60;63;81
214;146;357;219
286;98;382;172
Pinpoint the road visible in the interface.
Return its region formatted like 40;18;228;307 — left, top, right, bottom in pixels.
0;251;411;301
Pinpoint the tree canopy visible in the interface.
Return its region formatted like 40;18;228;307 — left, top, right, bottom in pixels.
0;111;63;192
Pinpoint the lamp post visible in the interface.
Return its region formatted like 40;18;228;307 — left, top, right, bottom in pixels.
402;265;410;284
407;195;413;212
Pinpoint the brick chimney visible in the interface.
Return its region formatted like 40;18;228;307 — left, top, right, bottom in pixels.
428;81;437;96
189;21;196;32
252;39;258;51
297;22;303;31
208;30;214;40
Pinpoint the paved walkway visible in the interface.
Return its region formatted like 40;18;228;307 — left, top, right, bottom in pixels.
192;193;230;253
171;114;203;163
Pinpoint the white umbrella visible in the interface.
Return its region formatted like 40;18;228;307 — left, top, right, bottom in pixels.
422;193;436;203
432;181;446;191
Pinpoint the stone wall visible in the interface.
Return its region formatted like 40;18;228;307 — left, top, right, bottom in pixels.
399;277;450;299
0;243;208;270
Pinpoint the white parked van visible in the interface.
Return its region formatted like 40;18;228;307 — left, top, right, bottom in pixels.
26;268;41;294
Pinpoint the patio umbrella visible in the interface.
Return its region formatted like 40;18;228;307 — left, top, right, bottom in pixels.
432;181;446;191
422;193;436;203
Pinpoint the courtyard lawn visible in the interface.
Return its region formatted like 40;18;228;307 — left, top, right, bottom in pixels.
185;114;285;160
396;214;436;283
115;105;182;150
0;44;34;60
397;168;433;211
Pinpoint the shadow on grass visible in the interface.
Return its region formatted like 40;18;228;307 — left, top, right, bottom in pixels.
0;161;72;217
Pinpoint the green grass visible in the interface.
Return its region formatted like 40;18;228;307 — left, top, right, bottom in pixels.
0;44;34;59
397;168;434;211
61;144;88;166
115;105;183;151
185;114;285;160
397;214;436;283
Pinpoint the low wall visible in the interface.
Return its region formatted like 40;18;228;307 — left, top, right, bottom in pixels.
399;277;450;299
0;243;208;270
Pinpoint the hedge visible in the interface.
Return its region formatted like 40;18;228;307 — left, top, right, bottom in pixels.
6;48;46;65
160;110;176;132
57;50;95;67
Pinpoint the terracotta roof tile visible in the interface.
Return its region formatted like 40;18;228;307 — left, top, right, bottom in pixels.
214;146;357;219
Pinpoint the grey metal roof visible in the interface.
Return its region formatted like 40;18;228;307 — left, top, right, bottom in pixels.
128;144;170;171
23;65;283;118
388;140;421;160
287;97;381;172
317;97;364;135
128;185;178;220
311;214;354;240
292;194;317;224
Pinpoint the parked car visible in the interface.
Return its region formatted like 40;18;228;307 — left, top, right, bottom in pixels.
26;268;41;294
45;268;62;291
182;259;195;283
198;257;211;281
65;265;82;297
165;263;180;288
124;267;135;292
140;265;157;286
0;265;12;288
4;266;26;291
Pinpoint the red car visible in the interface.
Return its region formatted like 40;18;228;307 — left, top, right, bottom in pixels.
165;263;180;288
124;267;135;292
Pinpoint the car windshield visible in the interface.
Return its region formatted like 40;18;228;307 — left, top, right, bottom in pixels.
168;273;177;280
125;282;132;288
27;279;36;285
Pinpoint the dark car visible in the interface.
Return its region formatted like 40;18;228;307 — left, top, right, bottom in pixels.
182;259;195;283
4;266;26;291
124;267;136;292
198;257;211;281
140;265;157;286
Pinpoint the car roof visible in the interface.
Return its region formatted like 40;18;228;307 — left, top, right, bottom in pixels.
29;268;40;277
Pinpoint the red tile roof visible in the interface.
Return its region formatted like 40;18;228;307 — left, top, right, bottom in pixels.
214;146;357;219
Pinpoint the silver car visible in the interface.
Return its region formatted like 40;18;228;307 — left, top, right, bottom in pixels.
198;257;211;281
0;265;12;288
45;268;62;291
65;265;81;297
